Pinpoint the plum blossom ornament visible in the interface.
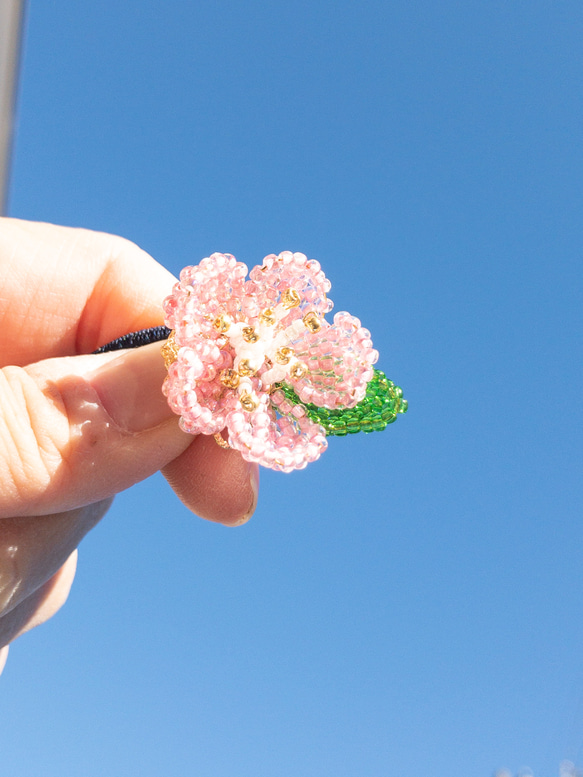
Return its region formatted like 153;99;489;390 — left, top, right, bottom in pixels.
161;251;407;473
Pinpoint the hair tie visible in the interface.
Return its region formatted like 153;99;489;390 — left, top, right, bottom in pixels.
96;252;407;472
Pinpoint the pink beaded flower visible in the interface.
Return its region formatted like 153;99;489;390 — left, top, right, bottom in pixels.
162;251;379;472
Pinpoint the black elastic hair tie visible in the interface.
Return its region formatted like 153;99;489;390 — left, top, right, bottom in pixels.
93;326;171;354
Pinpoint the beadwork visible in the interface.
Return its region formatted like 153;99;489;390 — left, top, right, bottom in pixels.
162;251;407;472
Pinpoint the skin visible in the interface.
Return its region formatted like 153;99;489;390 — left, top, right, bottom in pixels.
0;218;259;673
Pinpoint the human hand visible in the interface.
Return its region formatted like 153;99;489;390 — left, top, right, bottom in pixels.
0;218;259;673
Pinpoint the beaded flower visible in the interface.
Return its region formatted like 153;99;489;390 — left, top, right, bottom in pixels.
162;251;407;472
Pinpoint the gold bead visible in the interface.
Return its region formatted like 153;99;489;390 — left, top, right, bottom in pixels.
281;288;301;309
238;359;256;377
242;326;259;343
259;307;276;326
289;361;308;380
161;330;179;370
275;346;294;365
240;391;258;412
213;432;231;449
213;315;230;333
220;368;240;389
303;311;322;333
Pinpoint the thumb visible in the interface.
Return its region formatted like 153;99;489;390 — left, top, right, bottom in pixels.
0;342;191;517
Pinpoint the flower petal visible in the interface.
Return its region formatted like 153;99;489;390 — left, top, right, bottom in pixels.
163;253;249;342
286;311;379;409
244;251;334;327
226;394;327;473
162;343;236;435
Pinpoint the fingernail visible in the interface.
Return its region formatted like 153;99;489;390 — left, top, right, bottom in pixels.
233;464;259;526
90;343;174;433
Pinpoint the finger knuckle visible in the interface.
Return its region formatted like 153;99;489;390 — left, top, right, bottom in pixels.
0;367;69;513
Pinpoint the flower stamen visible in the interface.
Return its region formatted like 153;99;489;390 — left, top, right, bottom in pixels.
275;347;294;365
220;369;240;389
281;288;301;309
242;326;259;343
214;315;230;333
303;311;322;333
259;308;276;325
289;362;308;380
240;391;258;412
238;359;256;377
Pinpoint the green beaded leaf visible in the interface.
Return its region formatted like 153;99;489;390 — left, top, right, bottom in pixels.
276;369;408;437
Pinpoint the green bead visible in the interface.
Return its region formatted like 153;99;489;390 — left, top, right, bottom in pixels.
272;368;407;437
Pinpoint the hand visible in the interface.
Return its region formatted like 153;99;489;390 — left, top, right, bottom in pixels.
0;218;259;673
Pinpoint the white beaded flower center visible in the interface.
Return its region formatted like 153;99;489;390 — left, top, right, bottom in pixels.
223;300;308;410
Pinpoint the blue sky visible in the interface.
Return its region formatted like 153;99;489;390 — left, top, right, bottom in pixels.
1;1;582;775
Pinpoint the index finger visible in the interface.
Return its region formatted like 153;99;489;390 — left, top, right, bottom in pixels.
0;218;176;366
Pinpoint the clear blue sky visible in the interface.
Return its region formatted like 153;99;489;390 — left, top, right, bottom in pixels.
1;2;582;775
